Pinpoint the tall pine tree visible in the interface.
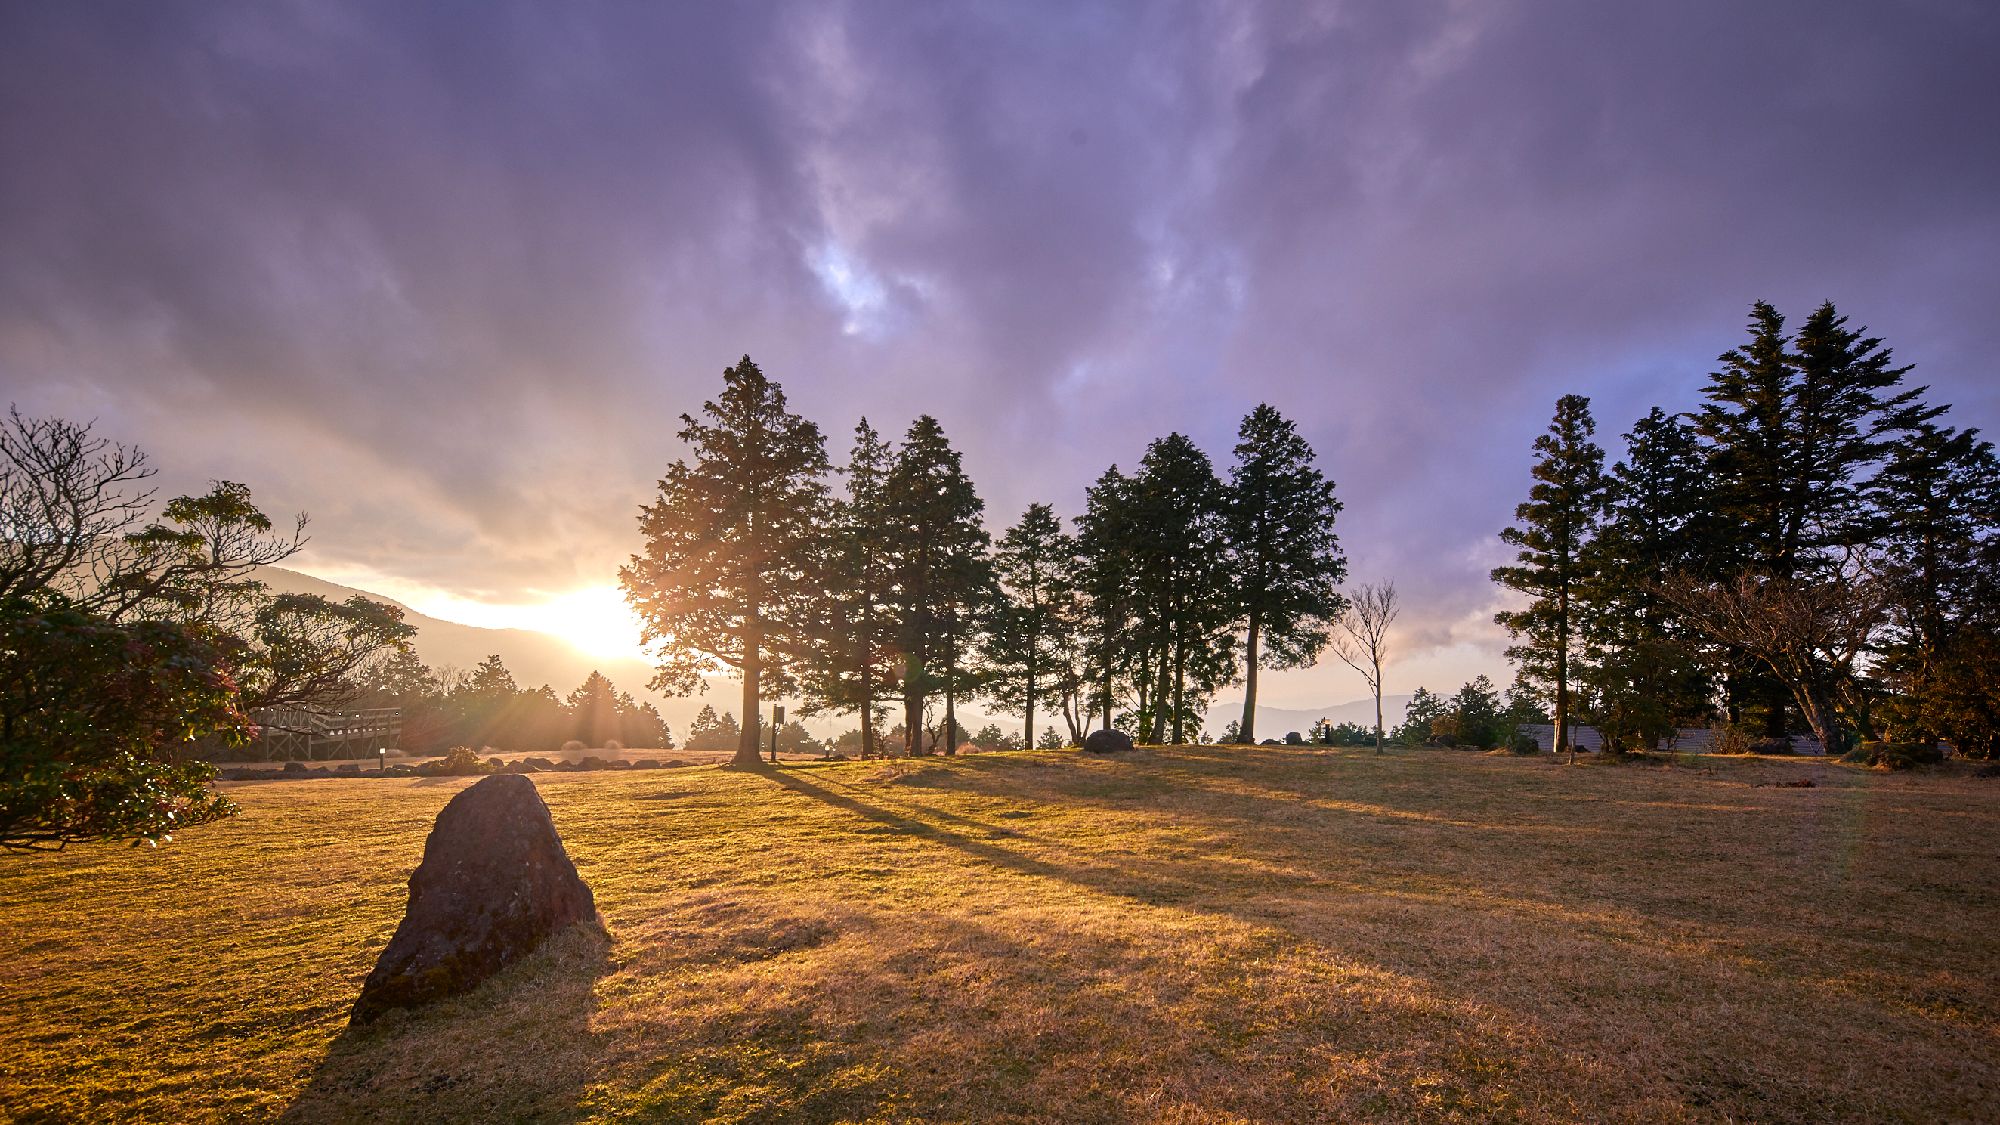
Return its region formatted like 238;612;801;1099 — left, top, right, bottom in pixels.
621;355;831;766
883;416;989;755
1493;394;1609;763
1224;405;1347;743
1075;466;1140;734
1874;419;2000;745
1580;407;1715;738
1692;301;1933;735
802;419;902;757
1124;434;1236;744
985;503;1076;749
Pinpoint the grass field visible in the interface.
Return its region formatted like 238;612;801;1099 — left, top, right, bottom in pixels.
2;746;1996;1123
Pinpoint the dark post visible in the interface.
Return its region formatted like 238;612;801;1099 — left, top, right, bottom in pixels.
770;704;784;764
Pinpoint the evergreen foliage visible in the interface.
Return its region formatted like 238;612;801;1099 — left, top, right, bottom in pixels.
621;355;832;765
984;504;1076;752
882;416;990;755
1492;394;1609;762
1224;405;1347;743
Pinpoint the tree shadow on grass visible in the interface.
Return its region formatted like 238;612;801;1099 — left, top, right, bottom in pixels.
280;922;611;1124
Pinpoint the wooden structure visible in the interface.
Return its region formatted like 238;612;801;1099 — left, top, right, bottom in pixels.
249;706;403;761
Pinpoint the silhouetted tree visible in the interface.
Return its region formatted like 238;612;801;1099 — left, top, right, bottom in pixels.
1872;420;2000;748
622;356;831;766
801;419;901;756
1224;405;1347;743
1493;394;1609;763
1120;434;1237;744
1075;466;1141;735
567;671;619;746
685;705;741;751
883;416;989;755
1582;407;1715;732
985;503;1074;751
1691;301;1933;734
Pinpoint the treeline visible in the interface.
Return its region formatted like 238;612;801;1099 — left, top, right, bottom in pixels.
1492;301;2000;762
344;653;671;757
621;358;1352;765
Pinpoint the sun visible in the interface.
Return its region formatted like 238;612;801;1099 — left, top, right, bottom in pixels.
388;582;650;663
524;586;649;661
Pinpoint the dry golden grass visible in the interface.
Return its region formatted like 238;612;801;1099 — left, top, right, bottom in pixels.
2;747;1996;1123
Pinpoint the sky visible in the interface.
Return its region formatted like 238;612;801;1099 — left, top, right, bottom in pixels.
4;1;1998;710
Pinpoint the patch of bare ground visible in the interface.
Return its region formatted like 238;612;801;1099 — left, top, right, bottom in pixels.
1;747;1994;1122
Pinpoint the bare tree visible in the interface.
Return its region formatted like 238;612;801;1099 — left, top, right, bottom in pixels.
1329;580;1399;754
1659;566;1887;755
0;407;155;606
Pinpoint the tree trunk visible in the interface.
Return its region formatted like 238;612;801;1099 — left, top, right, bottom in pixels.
1171;635;1186;745
735;616;763;767
943;617;958;755
1100;657;1113;732
859;599;874;758
860;667;874;760
1240;613;1261;743
1024;625;1036;753
1372;653;1385;755
903;654;923;757
1556;590;1571;765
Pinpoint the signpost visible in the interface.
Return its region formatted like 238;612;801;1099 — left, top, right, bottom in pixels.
378;747;387;773
770;705;784;764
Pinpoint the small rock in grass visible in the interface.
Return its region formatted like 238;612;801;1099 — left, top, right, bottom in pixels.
349;774;598;1026
1083;729;1135;754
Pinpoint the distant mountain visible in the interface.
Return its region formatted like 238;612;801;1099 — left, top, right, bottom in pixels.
1201;694;1414;741
259;566;680;718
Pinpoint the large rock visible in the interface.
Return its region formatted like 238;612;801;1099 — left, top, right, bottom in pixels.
349;774;597;1025
1083;728;1135;754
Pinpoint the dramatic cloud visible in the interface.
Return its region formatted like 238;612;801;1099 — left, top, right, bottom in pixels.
4;0;1996;705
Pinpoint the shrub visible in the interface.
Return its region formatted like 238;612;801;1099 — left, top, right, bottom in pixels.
560;740;586;754
604;739;623;752
1860;741;1944;770
415;746;495;777
1284;731;1305;746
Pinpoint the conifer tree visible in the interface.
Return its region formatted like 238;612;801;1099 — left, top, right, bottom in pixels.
1124;434;1236;744
1493;394;1609;763
566;670;619;746
1874;420;2000;745
1692;302;1933;734
802;419;902;756
985;503;1075;749
1075;465;1140;733
621;355;831;766
1582;407;1715;734
1224;405;1347;743
883;416;989;755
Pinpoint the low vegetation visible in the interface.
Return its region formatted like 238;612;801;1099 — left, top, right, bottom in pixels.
3;747;1995;1122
